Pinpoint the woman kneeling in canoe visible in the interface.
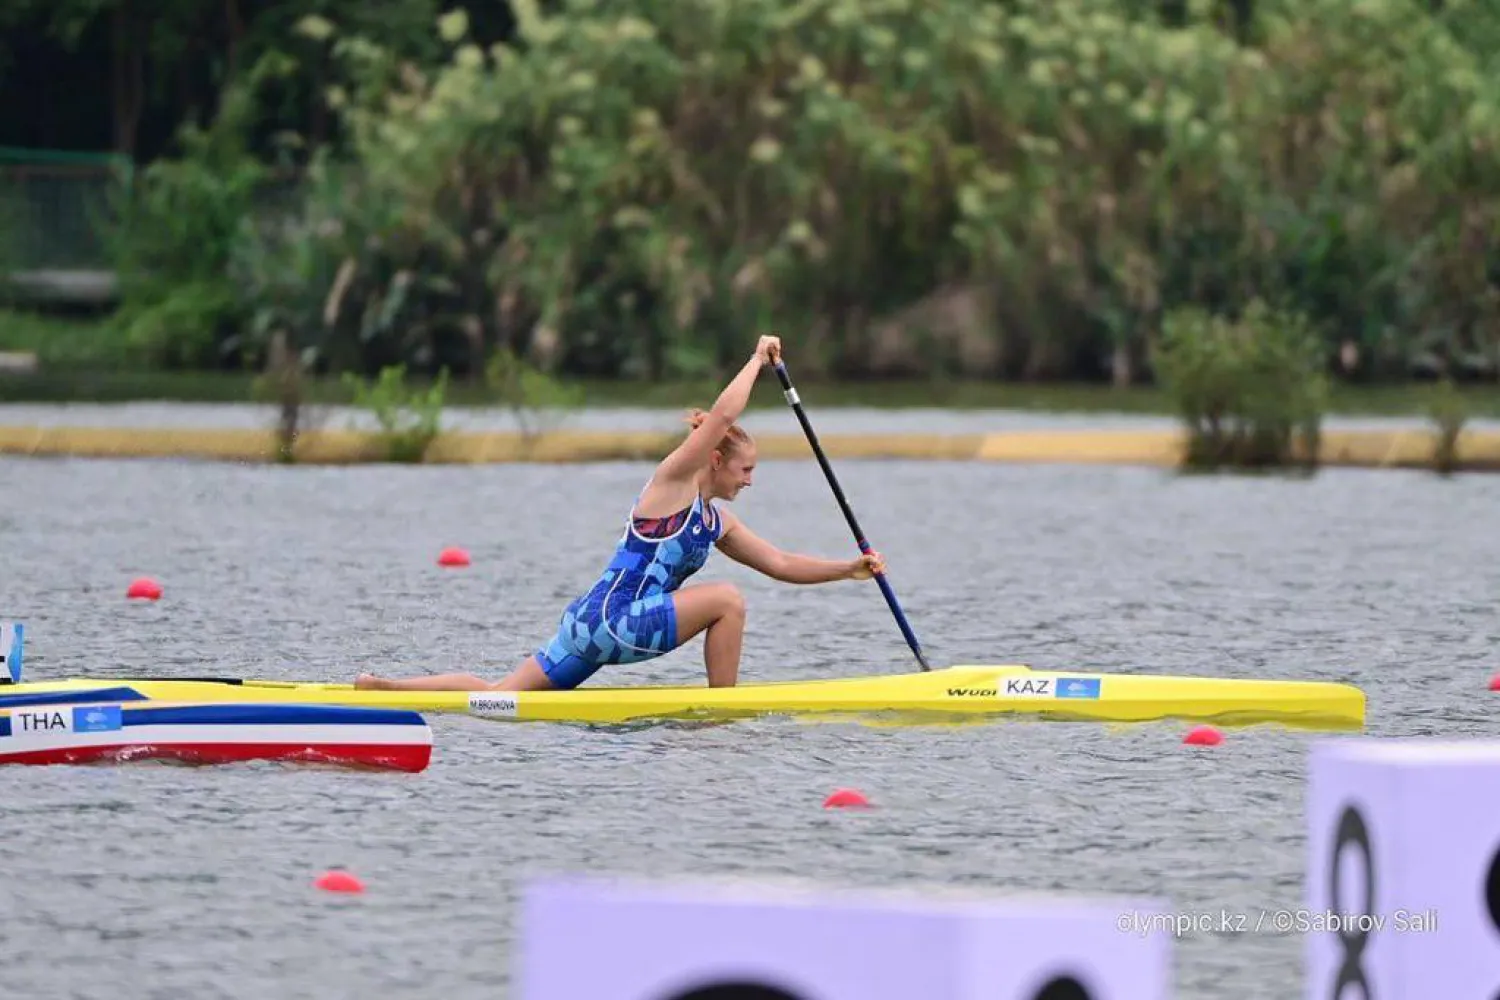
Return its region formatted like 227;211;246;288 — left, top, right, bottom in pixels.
355;334;884;692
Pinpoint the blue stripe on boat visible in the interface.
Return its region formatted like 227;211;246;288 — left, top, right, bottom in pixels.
0;686;148;709
120;704;425;728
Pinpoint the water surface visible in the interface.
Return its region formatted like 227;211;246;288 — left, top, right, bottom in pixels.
2;455;1496;999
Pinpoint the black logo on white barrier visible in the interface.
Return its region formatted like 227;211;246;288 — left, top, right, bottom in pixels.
1035;976;1092;999
1488;840;1500;934
1488;841;1500;1000
666;987;802;1000
661;974;1095;999
1328;804;1374;1000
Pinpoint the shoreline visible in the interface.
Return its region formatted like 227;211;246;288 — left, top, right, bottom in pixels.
2;424;1496;471
5;367;1500;417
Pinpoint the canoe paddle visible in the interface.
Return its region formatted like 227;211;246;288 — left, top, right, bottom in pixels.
771;358;932;672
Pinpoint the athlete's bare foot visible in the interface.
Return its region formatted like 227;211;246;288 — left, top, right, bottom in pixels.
354;673;391;690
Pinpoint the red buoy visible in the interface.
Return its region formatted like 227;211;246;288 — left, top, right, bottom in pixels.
437;547;471;567
823;788;871;809
1183;725;1224;747
314;870;365;893
126;577;163;601
1488;674;1500;692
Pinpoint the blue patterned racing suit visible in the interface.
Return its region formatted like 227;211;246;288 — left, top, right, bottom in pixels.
534;487;723;689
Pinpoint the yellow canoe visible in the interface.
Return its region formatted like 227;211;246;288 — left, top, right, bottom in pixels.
0;665;1365;729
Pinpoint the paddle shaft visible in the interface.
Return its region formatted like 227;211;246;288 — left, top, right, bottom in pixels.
771;360;932;671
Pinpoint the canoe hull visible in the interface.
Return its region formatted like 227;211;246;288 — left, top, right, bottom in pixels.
0;700;433;771
0;740;432;771
0;665;1366;730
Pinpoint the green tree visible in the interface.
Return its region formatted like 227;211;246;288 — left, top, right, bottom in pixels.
73;0;1500;388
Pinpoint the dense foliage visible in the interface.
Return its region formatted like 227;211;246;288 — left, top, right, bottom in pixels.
13;0;1500;402
1153;299;1327;468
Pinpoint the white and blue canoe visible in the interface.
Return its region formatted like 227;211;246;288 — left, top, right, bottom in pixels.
1;626;435;773
0;690;433;771
0;624;432;771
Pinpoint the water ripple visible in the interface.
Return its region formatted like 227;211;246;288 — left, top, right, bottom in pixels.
1;456;1497;999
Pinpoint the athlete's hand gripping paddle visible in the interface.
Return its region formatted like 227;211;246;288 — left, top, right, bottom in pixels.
769;354;932;672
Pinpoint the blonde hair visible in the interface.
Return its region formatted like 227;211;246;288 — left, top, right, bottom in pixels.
685;408;754;457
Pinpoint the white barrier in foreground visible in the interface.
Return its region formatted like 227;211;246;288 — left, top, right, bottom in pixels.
519;876;1171;1000
1306;738;1500;999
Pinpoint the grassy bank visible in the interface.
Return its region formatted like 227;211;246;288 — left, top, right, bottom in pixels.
5;365;1500;419
5;424;1499;472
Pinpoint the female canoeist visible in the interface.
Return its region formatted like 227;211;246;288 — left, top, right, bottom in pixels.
355;334;885;692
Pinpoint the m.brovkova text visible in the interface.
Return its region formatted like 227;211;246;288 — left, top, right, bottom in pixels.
1116;907;1438;937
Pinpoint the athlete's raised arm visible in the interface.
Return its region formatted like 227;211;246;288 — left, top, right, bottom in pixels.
650;335;780;489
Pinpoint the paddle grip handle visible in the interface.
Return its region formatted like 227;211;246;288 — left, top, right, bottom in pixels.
772;361;931;672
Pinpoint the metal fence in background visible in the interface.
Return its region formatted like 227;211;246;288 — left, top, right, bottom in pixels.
0;146;131;268
0;146;132;305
